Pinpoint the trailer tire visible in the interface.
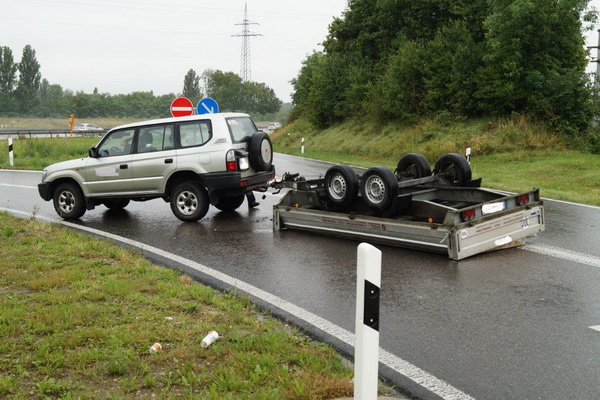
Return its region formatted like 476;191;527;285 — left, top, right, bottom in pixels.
396;153;431;179
434;153;472;186
248;132;273;172
360;166;399;211
324;164;359;207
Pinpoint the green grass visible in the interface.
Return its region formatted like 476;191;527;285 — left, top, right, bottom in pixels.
0;213;359;399
0;137;98;170
0;117;136;130
273;117;600;206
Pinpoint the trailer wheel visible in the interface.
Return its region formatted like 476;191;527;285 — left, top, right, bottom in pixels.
434;153;472;186
396;153;431;179
324;164;359;207
360;166;399;211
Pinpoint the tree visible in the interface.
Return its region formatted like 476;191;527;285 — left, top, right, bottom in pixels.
201;69;281;115
182;69;201;103
0;46;17;93
16;44;42;113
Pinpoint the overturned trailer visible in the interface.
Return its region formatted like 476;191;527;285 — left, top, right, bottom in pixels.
271;153;545;260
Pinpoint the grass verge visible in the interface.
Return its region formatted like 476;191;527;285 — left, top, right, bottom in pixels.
273;118;600;206
0;213;358;399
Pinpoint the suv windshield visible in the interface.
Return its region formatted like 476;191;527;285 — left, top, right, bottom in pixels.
226;117;257;143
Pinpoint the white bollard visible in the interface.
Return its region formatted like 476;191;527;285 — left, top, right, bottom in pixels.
466;147;471;165
8;138;14;167
301;137;305;154
354;243;382;400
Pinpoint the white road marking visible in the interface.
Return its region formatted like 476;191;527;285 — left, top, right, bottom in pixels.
0;169;42;174
0;183;36;189
0;206;474;400
589;326;600;332
523;243;600;269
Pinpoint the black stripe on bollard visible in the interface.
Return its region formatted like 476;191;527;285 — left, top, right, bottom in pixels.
8;144;13;152
363;279;380;331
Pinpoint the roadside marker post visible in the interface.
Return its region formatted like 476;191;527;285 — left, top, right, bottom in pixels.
8;138;14;167
354;243;381;400
466;147;471;164
301;137;305;154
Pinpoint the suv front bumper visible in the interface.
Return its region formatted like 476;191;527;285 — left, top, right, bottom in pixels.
38;182;52;201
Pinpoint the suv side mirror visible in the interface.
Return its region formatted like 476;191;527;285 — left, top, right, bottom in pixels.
89;147;99;158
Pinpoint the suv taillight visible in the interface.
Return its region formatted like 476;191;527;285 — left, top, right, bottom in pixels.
516;194;529;206
226;150;237;172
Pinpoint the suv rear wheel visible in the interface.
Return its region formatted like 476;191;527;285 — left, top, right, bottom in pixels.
170;182;210;222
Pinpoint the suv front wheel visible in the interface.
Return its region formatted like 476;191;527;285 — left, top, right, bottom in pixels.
53;182;87;220
170;182;210;222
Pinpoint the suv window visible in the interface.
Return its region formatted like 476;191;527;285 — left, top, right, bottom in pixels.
137;124;174;153
179;121;212;148
97;129;135;157
226;117;257;143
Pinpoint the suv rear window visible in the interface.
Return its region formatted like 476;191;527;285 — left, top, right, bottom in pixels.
226;117;257;143
179;120;212;148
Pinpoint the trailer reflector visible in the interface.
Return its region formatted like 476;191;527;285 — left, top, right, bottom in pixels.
461;209;476;222
517;194;529;206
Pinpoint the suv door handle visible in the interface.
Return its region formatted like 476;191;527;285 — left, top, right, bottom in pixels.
119;164;128;169
164;158;173;164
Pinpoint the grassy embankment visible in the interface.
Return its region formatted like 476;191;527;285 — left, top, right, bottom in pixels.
0;213;363;398
272;117;600;206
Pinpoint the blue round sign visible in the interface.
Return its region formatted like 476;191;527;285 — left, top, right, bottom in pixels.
197;97;219;114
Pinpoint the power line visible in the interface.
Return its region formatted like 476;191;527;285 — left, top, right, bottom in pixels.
232;3;262;82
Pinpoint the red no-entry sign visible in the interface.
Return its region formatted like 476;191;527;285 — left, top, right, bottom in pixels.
170;97;194;117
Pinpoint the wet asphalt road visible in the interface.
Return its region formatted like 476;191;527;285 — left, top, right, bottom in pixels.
1;153;600;399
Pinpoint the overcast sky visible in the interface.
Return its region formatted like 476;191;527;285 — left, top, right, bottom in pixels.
2;0;600;104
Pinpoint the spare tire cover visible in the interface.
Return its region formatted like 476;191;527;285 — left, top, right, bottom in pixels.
248;132;273;171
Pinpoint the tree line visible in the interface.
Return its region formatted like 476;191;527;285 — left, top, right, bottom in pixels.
291;0;598;135
0;44;282;119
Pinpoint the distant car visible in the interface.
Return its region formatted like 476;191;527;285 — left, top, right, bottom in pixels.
266;122;281;133
73;123;104;132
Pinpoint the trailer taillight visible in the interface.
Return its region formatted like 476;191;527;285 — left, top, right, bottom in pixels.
516;194;529;206
226;150;237;172
461;209;476;222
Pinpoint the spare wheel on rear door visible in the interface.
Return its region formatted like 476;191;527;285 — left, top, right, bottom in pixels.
248;132;273;171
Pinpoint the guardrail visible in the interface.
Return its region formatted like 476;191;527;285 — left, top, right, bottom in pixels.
0;129;106;138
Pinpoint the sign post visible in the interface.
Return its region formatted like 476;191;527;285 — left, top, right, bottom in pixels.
69;114;75;137
170;97;194;117
354;243;381;400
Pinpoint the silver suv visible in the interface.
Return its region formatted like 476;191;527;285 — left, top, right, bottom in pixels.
38;113;275;221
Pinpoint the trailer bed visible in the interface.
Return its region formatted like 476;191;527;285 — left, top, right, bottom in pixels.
273;186;545;260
